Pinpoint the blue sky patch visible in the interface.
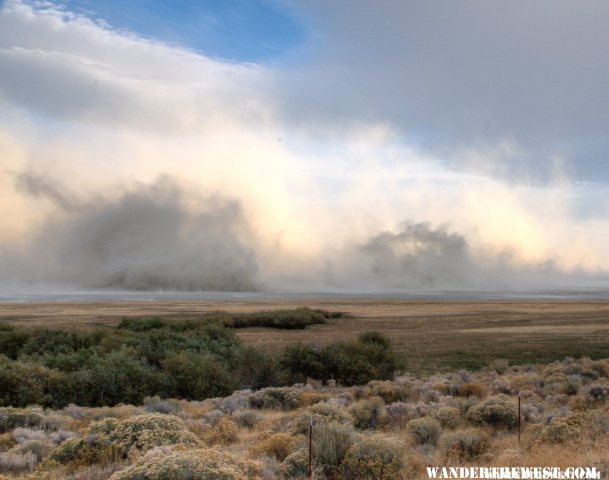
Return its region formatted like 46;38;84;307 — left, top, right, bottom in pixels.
58;0;306;62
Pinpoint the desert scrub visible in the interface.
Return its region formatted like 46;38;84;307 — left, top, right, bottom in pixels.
587;384;609;402
350;397;386;430
537;415;584;444
489;359;510;375
431;406;461;429
366;381;410;403
311;423;355;477
342;435;405;479
252;432;297;461
212;416;239;444
109;447;261;480
443;429;489;461
457;382;486;398
466;394;518;429
232;409;262;429
107;414;202;457
248;387;301;410
143;396;180;415
0;409;43;433
407;417;442;446
282;448;310;479
298;391;331;407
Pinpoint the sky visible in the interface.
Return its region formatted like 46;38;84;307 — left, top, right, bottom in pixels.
0;0;608;293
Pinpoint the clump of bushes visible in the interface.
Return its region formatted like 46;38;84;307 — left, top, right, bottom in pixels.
252;432;297;461
248;387;301;411
538;415;583;444
457;382;486;398
311;423;355;477
350;397;386;430
109;447;261;480
443;429;490;460
587;385;609;401
282;448;310;479
0;409;43;433
342;435;405;479
431;406;460;429
366;381;410;403
219;308;342;329
232;410;262;429
466;394;518;429
0;319;398;409
407;417;442;446
280;332;403;386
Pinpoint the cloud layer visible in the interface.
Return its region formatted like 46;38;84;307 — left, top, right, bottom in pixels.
1;0;608;293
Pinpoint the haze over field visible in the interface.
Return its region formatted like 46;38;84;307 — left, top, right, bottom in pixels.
1;0;609;293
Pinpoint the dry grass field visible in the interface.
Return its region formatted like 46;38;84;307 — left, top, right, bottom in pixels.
1;300;609;374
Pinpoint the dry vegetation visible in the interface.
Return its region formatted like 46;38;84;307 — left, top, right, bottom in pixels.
1;357;609;479
1;300;609;478
2;300;609;374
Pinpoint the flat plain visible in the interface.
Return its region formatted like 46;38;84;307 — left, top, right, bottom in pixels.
1;300;609;374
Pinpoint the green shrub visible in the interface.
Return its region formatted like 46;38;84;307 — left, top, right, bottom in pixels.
466;394;518;429
248;388;301;411
342;435;404;479
280;332;402;386
443;429;490;460
220;308;336;329
350;397;386;430
407;417;442;445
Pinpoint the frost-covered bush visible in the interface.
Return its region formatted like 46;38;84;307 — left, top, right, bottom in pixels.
466;394;518;429
407;417;442;446
109;447;261;480
443;429;489;460
342;435;404;479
